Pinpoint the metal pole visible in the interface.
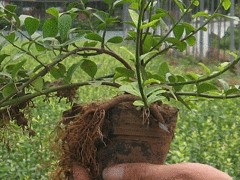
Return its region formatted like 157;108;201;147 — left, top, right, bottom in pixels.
199;0;204;60
229;0;235;61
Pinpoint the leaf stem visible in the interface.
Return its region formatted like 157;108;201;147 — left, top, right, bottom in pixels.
136;0;148;107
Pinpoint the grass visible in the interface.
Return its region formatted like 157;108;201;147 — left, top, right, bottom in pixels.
0;43;240;179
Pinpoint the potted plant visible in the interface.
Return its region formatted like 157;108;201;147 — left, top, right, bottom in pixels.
0;0;239;179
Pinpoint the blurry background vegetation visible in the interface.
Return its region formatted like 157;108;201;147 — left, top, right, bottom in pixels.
0;43;239;179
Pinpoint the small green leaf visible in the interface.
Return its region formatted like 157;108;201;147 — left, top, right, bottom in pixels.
58;14;72;42
158;62;170;78
0;54;9;64
186;36;196;46
50;64;66;79
80;59;97;78
120;46;135;60
140;19;159;29
198;62;211;75
2;83;16;98
182;22;195;34
24;17;39;36
174;0;185;12
83;41;98;47
192;0;199;6
197;83;219;93
218;79;229;92
114;67;134;81
31;77;44;91
192;11;210;18
106;36;123;44
173;24;184;39
147;92;164;105
133;100;144;107
186;72;200;80
140;50;158;61
5;32;15;43
42;18;58;38
119;82;141;97
6;60;27;78
222;0;231;10
129;9;139;27
46;7;59;17
35;43;46;52
65;62;81;82
143;79;161;86
225;88;240;96
85;33;103;42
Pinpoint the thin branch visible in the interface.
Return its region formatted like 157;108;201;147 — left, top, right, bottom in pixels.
145;1;223;66
0;81;120;109
0;46;131;106
175;92;240;99
165;56;240;86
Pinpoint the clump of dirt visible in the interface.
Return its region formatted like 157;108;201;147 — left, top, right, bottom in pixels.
53;94;178;179
0;100;36;137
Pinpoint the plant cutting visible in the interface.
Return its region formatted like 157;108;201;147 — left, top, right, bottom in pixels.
0;0;239;179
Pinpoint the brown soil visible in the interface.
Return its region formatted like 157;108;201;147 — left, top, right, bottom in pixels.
53;94;178;179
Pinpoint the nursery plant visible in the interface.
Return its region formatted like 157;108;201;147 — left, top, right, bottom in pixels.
0;0;240;179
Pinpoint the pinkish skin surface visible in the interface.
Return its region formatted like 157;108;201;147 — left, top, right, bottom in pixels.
73;163;232;180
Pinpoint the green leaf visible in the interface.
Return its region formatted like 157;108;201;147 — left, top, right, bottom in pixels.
46;7;59;17
166;37;187;51
198;63;211;75
174;0;185;12
119;82;141;97
158;62;170;78
182;22;195;34
120;46;135;60
140;19;159;29
173;24;184;39
58;14;72;42
173;75;186;91
225;88;240;96
4;4;16;18
176;95;192;110
31;77;44;91
129;9;139;27
65;62;81;82
80;59;97;78
186;36;196;46
0;54;9;64
133;100;144;107
2;83;16;98
192;11;210;19
147;91;164;105
143;79;161;86
85;33;103;42
140;50;158;61
83;41;98;47
186;72;200;80
50;64;66;79
42;18;58;38
35;43;46;52
0;72;12;81
106;36;123;44
222;0;231;10
218;79;230;92
192;0;199;6
197;83;219;93
5;32;15;43
6;60;27;78
24;17;39;36
114;67;134;81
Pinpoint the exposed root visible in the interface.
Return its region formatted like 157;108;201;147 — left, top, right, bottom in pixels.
53;94;178;179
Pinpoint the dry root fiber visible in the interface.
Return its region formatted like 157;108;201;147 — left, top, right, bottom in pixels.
53;94;178;179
